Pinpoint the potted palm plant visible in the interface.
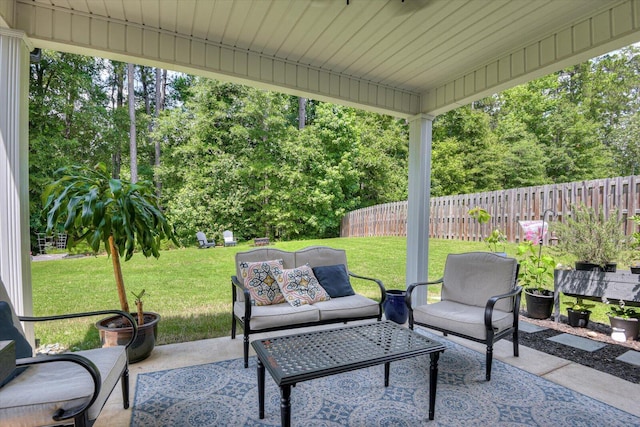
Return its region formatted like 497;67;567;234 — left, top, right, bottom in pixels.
42;163;177;362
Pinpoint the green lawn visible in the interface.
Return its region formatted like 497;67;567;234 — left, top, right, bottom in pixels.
29;236;611;350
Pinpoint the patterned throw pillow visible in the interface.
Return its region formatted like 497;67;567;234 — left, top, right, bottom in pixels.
240;259;285;306
276;264;331;307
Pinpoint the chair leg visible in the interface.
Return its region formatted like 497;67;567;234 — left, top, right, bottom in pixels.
74;413;89;427
122;367;130;409
485;345;493;381
512;328;519;357
231;315;236;339
244;334;250;368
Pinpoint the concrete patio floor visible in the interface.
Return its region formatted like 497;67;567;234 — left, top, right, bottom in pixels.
95;322;640;426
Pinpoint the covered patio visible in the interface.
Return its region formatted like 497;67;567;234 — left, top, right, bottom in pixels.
3;0;640;335
2;1;640;423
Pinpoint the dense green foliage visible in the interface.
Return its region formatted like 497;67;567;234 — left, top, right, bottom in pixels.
28;46;640;247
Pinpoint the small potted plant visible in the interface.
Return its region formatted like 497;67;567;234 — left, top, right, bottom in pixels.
563;297;595;328
517;238;556;319
553;204;627;272
43;163;177;362
468;207;507;255
605;299;639;341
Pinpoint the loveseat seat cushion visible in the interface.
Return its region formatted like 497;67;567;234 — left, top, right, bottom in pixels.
314;294;380;321
411;300;513;340
234;301;320;330
0;346;127;426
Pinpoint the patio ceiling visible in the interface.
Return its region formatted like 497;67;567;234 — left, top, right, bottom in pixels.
3;0;640;117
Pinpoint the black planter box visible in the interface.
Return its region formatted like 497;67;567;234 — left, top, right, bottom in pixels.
553;269;640;322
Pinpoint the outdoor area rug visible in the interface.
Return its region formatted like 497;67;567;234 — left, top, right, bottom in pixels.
131;332;640;426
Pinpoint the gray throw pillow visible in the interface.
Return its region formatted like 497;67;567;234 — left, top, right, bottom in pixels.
312;264;355;298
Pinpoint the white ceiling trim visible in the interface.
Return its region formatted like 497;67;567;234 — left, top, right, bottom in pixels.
13;0;420;117
5;0;640;118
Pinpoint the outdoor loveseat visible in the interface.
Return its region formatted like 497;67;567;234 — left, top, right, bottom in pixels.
231;246;386;367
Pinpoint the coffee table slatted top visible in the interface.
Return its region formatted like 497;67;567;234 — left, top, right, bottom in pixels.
252;321;445;385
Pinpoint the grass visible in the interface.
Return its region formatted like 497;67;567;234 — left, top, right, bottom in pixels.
29;236;614;350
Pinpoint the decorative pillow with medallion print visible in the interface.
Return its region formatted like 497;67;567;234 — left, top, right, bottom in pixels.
240;259;285;306
276;264;331;307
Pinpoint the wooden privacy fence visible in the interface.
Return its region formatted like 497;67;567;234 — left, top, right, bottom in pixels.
341;175;640;243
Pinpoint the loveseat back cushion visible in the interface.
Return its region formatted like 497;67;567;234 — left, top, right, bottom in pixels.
312;264;355;297
441;252;518;312
276;265;331;306
235;249;296;303
239;259;286;306
294;246;348;269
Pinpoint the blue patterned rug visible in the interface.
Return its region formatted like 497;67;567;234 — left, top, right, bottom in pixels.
131;332;640;426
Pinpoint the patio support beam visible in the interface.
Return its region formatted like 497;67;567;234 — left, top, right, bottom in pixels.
406;114;433;305
0;28;33;343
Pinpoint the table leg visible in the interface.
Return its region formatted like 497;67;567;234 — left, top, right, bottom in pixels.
280;385;292;427
384;362;390;387
428;351;441;420
257;358;265;419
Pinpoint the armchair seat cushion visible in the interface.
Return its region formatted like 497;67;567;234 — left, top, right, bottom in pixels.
234;301;319;330
314;294;380;321
412;300;513;340
0;346;127;426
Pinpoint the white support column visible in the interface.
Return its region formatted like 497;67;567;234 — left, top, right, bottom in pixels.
406;114;433;305
0;29;33;342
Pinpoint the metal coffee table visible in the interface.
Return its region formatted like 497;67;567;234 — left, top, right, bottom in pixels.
251;321;446;426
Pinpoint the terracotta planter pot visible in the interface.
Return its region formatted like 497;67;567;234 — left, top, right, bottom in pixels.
96;312;160;363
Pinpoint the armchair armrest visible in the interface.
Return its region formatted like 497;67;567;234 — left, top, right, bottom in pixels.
348;272;386;304
19;310;138;349
15;353;101;422
483;286;523;328
406;278;444;307
231;275;252;320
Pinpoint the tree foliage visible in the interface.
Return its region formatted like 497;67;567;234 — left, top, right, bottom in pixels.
28;46;640;245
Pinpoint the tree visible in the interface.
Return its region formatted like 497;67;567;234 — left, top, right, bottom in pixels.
128;63;138;183
29;51;111;249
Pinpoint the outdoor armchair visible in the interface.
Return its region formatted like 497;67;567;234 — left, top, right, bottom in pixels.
196;231;216;248
223;230;237;247
405;252;521;381
0;278;137;427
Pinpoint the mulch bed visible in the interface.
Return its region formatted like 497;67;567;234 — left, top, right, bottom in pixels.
510;312;640;384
